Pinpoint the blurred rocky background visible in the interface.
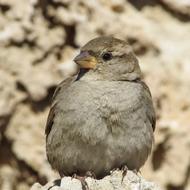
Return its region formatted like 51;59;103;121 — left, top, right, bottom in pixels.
0;0;190;190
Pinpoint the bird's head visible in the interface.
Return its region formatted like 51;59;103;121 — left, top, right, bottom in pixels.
74;36;142;81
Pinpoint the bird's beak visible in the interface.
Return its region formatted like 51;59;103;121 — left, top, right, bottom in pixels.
74;51;97;69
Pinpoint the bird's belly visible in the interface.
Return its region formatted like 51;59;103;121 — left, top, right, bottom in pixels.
47;126;151;178
47;113;152;178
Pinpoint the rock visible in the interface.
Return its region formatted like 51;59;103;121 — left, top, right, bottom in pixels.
30;170;161;190
0;165;18;190
57;46;79;78
160;0;190;16
0;70;25;120
5;104;58;181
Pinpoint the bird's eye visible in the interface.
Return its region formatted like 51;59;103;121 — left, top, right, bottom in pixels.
102;52;112;61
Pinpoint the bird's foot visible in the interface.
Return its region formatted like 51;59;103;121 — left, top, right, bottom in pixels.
72;174;89;190
133;169;141;177
86;171;96;179
59;171;65;178
71;173;77;179
121;165;128;183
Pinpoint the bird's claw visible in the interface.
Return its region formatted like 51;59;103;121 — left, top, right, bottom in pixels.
121;165;128;183
72;174;89;190
85;171;96;179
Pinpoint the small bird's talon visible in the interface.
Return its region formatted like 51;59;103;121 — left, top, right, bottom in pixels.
71;173;77;179
121;165;128;183
81;180;89;190
133;169;138;175
86;171;96;179
72;175;89;190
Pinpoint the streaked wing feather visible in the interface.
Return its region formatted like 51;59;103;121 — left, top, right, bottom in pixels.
45;76;76;137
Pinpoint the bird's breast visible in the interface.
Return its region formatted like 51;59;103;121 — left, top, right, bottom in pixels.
58;81;142;140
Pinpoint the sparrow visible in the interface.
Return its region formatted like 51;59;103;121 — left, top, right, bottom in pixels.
45;36;156;179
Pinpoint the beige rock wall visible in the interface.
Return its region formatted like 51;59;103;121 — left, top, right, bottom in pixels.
0;0;190;190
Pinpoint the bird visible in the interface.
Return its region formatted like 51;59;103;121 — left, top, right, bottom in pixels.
45;36;156;180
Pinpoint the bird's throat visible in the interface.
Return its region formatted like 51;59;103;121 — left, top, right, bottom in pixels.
76;68;90;81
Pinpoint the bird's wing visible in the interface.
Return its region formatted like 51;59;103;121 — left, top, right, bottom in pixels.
139;80;156;132
45;76;76;137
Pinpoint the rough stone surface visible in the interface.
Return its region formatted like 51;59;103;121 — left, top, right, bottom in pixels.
30;170;161;190
0;0;190;190
160;0;190;16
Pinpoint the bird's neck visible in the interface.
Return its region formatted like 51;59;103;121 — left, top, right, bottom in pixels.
76;68;105;81
76;68;90;81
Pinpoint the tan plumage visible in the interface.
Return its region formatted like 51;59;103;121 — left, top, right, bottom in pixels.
45;36;156;178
